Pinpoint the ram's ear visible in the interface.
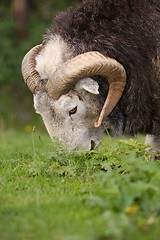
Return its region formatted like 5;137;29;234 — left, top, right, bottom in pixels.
75;78;99;95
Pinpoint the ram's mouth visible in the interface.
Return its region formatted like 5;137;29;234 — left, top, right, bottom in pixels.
90;140;96;150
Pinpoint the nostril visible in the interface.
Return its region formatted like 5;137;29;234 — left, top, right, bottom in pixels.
90;140;96;150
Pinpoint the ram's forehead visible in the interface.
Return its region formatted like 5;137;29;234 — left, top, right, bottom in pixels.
35;35;74;80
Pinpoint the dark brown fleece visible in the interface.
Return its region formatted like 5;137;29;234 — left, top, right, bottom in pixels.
44;0;160;136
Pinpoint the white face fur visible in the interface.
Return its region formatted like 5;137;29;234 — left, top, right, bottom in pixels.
34;79;104;150
34;35;104;150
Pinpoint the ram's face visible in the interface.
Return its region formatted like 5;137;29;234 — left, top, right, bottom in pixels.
21;35;126;151
34;79;104;150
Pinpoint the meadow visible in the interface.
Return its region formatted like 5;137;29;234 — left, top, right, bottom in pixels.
0;129;160;240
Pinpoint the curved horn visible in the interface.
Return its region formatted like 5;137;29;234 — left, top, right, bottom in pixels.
46;51;127;127
21;44;43;93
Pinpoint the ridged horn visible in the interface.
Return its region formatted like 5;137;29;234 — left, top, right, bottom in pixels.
46;51;127;127
21;44;43;93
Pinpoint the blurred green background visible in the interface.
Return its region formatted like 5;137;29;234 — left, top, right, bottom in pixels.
0;0;79;132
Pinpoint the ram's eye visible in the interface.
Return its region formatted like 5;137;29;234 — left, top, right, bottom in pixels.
69;106;77;116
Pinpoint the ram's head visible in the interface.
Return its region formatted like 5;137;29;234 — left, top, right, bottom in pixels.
22;39;126;150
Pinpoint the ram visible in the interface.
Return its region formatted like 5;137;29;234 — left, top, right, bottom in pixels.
22;0;160;152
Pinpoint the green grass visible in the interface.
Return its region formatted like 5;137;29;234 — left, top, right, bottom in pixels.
0;129;160;240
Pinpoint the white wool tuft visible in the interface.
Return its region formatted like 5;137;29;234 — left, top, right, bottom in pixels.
35;35;73;80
